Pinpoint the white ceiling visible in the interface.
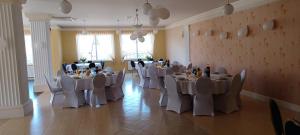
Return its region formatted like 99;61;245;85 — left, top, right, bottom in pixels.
22;0;237;28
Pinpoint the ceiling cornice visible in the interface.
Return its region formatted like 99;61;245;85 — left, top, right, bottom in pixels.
0;0;26;4
60;26;165;31
166;0;282;29
25;13;52;22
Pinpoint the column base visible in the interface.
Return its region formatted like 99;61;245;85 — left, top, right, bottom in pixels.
0;99;33;119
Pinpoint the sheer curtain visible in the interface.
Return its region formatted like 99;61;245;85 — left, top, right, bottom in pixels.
24;34;33;65
120;33;154;60
76;33;114;61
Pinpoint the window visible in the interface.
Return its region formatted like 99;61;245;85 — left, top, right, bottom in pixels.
120;33;154;60
24;35;34;65
76;33;115;61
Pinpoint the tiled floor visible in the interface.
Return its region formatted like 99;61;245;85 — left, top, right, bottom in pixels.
0;74;297;135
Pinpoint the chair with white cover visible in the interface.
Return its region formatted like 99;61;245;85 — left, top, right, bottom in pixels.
90;73;107;107
136;64;149;88
105;71;124;101
216;67;227;74
121;68;126;97
165;75;192;114
193;78;214;116
172;65;181;73
237;69;247;107
214;74;242;113
187;63;192;70
158;77;168;106
45;75;63;105
148;64;160;89
61;75;80;108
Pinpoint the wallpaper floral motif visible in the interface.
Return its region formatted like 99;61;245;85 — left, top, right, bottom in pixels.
190;0;300;105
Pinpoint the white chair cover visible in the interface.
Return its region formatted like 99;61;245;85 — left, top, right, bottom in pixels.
61;75;80;108
158;77;168;106
165;75;192;114
90;73;107;107
238;69;247;107
148;64;160;89
45;75;63;105
105;71;124;101
187;63;192;70
193;78;214;116
172;65;181;73
137;64;149;88
216;67;227;74
166;68;174;75
121;68;126;97
214;74;242;113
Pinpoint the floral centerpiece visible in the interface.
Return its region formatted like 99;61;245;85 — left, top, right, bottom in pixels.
79;57;87;63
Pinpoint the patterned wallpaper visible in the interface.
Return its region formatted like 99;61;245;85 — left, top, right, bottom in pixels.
189;0;300;105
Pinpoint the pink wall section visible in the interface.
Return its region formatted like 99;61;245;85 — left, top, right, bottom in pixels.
189;0;300;105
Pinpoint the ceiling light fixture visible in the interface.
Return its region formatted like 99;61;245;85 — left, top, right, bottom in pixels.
142;0;170;27
60;0;72;14
130;9;148;43
143;0;152;15
224;0;234;15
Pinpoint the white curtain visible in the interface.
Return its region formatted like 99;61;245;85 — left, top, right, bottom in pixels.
24;34;33;65
120;33;154;60
76;33;115;61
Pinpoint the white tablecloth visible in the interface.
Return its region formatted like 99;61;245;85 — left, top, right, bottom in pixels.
66;63;102;72
174;74;232;95
66;73;117;91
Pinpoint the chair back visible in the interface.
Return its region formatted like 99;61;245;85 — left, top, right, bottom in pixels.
285;120;300;135
121;68;126;85
172;65;180;73
89;63;96;69
187;63;192;70
93;73;106;89
269;99;284;135
44;75;56;93
148;64;158;79
115;71;123;88
61;75;76;93
216;67;227;74
165;75;179;98
130;61;136;68
195;78;214;95
227;74;242;97
71;64;78;71
240;69;247;84
138;61;145;67
136;64;144;79
62;64;67;72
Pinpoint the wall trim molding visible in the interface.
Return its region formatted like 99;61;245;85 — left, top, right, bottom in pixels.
166;0;282;29
241;90;300;112
0;99;33;119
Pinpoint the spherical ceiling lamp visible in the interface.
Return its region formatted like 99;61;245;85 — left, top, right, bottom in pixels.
60;0;72;14
149;8;160;20
224;1;234;15
158;8;170;20
138;37;145;42
149;17;159;26
143;2;152;15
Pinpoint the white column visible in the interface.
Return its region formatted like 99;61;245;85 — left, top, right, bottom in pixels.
0;0;33;119
26;13;53;92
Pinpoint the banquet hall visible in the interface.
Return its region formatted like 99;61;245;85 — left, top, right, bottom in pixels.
0;0;300;134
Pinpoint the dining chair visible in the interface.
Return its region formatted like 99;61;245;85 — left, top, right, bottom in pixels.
148;64;160;89
172;65;181;73
130;60;136;75
105;71;124;101
44;75;63;105
62;64;67;73
158;77;168;106
270;99;284;135
71;63;78;71
61;75;80;108
214;74;241;114
136;64;149;88
89;62;96;69
193;78;214;116
121;68;126;97
237;69;247;108
187;63;192;70
165;75;192;114
285;120;300;135
90;73;107;107
216;67;227;74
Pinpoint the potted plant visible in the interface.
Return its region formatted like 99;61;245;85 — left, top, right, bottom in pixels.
79;57;87;63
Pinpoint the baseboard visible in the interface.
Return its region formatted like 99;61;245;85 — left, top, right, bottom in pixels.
0;99;33;119
241;90;300;112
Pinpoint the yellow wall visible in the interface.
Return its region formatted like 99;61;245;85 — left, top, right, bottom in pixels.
50;29;63;76
60;30;167;71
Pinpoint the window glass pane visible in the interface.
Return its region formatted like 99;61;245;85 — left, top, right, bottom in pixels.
95;34;115;61
24;35;33;65
120;33;155;60
76;34;94;61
